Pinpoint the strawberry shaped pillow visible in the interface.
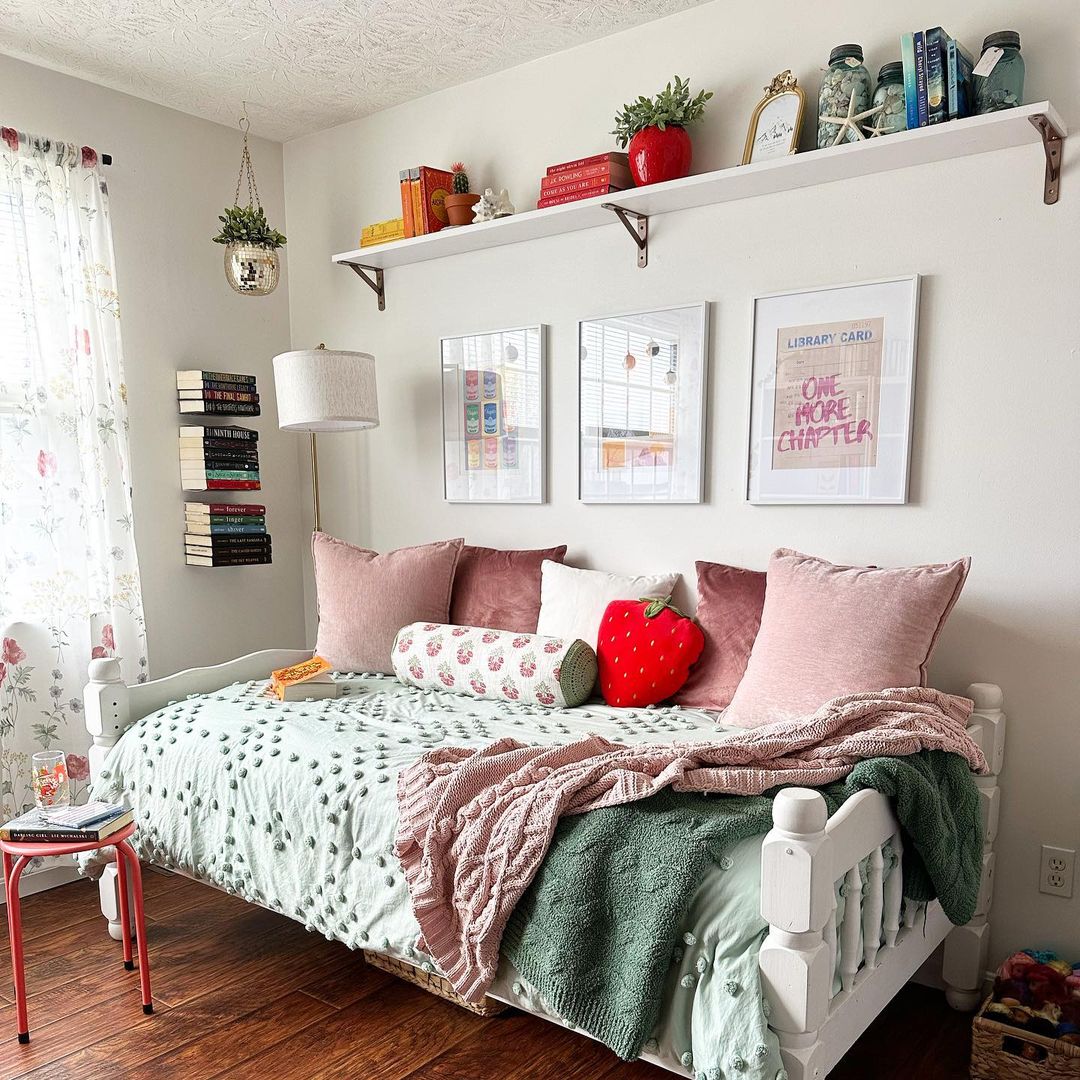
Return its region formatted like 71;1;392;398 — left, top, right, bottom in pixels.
597;597;705;708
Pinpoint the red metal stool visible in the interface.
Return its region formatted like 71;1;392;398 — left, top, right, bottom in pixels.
1;821;151;1043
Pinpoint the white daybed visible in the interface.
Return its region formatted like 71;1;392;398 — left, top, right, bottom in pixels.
82;650;1003;1080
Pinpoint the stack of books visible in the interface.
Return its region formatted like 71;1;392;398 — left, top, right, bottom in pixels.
185;501;271;566
177;369;261;416
536;152;632;209
361;217;405;248
901;28;974;128
397;166;454;236
179;425;260;491
1;801;132;843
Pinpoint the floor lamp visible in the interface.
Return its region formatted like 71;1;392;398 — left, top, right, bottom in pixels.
272;345;379;533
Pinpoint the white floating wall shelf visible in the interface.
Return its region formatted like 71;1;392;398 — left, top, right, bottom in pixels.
333;102;1066;309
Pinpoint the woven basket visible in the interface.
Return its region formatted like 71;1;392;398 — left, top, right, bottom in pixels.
363;951;507;1017
971;996;1080;1079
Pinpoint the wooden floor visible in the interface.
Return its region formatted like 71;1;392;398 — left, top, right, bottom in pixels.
0;869;973;1079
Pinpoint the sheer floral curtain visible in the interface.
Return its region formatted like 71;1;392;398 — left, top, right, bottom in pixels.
0;129;146;836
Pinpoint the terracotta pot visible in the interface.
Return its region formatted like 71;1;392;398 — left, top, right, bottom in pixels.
627;125;693;186
444;192;481;226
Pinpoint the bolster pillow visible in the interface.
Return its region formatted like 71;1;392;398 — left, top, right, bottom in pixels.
392;623;597;708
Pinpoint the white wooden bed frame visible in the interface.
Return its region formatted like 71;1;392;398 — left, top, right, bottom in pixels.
83;652;1004;1080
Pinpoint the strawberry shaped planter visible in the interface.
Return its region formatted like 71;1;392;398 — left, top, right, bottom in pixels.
597;596;705;708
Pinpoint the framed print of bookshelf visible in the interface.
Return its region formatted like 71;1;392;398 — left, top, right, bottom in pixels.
177;369;271;567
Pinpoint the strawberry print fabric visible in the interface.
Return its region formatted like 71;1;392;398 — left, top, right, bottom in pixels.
391;623;597;708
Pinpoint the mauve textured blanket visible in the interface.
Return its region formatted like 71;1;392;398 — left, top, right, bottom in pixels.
394;686;987;1003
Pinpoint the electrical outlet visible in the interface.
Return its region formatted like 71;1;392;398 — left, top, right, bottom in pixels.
1039;845;1076;897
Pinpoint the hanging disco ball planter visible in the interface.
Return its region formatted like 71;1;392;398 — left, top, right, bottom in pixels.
212;107;286;297
223;241;280;295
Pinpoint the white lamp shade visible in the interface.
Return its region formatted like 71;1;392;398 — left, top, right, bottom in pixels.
272;349;379;432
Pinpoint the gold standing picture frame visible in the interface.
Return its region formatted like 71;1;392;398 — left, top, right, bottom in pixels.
741;70;806;165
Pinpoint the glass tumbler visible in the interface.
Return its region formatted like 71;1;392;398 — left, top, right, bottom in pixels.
31;751;71;821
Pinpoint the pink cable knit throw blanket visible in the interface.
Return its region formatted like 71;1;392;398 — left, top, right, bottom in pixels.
395;686;987;1004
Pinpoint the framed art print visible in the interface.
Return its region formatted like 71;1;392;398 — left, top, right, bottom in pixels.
579;303;709;504
746;277;919;504
441;325;545;503
741;70;806;164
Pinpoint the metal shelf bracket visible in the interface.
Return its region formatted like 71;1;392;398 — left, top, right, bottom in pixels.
601;203;649;268
1029;113;1064;205
348;263;386;310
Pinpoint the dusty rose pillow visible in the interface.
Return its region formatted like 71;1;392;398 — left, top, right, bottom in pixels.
450;544;567;633
723;548;970;728
312;533;464;674
674;562;766;710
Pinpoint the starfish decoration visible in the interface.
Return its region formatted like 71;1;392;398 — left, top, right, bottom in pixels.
863;114;895;138
820;91;884;146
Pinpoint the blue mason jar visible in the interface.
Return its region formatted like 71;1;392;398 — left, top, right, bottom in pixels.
870;62;907;136
973;31;1025;114
818;44;873;148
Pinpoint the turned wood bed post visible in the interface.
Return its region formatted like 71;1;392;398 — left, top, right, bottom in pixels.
943;682;1006;1011
84;657;131;941
759;788;834;1080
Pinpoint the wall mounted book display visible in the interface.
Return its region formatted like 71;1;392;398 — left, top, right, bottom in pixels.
176;371;271;567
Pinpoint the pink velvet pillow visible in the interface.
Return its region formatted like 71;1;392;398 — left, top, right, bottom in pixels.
723;548;970;728
674;562;766;710
449;544;567;633
312;533;464;674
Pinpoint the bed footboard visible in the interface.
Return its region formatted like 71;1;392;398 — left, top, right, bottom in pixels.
758;682;1005;1080
83;649;309;939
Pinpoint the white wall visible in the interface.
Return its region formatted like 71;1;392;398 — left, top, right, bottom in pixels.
283;0;1080;967
0;54;307;676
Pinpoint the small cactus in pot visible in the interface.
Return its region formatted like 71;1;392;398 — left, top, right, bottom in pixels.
444;161;481;226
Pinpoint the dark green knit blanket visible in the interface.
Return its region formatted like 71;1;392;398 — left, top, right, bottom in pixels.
501;750;983;1061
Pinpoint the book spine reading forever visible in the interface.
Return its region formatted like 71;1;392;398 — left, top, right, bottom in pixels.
185;502;266;515
180;426;258;441
546;151;628;176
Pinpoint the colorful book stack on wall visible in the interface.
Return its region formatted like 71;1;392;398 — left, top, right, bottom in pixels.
176;369;261;416
397;166;454;236
536;152;631;209
360;217;405;248
179;425;261;491
185;502;272;566
901;28;974;128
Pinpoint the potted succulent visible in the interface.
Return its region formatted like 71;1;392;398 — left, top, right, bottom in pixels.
443;163;481;226
612;76;713;187
212;204;287;296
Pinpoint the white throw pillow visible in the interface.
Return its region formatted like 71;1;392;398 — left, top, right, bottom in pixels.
535;560;679;649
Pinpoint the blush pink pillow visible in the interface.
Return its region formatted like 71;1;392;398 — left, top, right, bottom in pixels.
674;562;766;710
450;544;567;633
723;548;971;728
312;533;464;674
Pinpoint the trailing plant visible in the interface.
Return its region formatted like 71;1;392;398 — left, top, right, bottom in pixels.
212;204;287;249
611;76;713;148
451;162;470;194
